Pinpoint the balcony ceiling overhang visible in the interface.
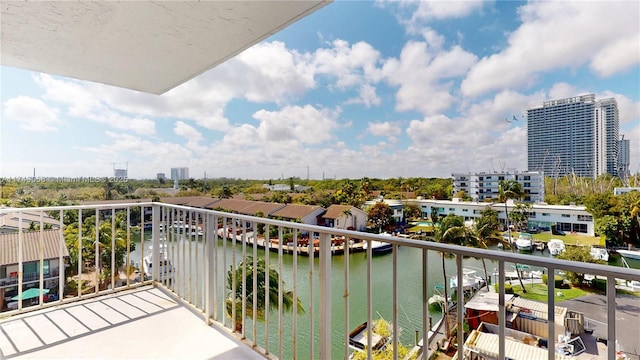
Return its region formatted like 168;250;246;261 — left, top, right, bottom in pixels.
1;0;330;95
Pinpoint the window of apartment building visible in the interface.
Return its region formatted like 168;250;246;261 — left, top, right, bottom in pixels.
542;213;550;216
561;214;570;218
573;224;587;233
462;209;468;212
460;183;466;187
524;183;531;187
479;177;483;180
578;215;593;221
524;176;531;180
498;176;505;180
449;208;455;212
528;212;536;218
0;267;5;279
23;262;38;275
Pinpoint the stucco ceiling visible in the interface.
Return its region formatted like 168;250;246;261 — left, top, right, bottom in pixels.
1;1;330;94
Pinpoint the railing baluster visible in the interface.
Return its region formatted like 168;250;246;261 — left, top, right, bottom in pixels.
292;228;298;359
231;217;237;333
366;238;372;360
252;220;258;347
17;212;23;311
111;208;115;291
498;260;505;360
308;231;314;360
344;236;351;360
205;212;214;324
278;225;283;359
39;212;44;306
222;216;228;328
78;209;82;300
319;232;332;360
94;208;99;293
59;210;65;301
152;205;160;284
456;254;464;359
188;210;193;304
392;243;399;360
126;207;131;288
264;223;270;356
607;275;616;360
547;265;555;360
241;218;247;340
422;248;428;359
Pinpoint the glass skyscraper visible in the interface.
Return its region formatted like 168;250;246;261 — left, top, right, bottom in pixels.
527;94;619;178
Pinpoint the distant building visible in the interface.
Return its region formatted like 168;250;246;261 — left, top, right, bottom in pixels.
157;173;166;181
527;94;619;178
451;170;545;203
618;137;630;179
613;187;640;196
0;209;61;234
263;184;311;192
113;163;128;178
170;167;189;181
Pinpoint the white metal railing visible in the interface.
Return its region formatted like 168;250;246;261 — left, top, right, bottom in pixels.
1;203;640;360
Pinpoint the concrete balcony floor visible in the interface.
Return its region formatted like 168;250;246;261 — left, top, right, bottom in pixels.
0;286;263;359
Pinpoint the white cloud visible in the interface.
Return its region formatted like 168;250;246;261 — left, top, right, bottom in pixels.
253;105;339;145
345;84;381;108
461;1;640;97
33;74;156;134
313;40;382;88
382;41;477;115
368;121;402;137
174;121;203;143
3;96;62;131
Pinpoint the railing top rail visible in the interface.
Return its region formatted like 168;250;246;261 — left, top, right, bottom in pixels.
3;202;639;281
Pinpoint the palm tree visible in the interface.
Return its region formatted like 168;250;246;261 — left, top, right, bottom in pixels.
226;257;303;333
498;179;527;292
0;178;6;198
341;208;353;229
217;186;233;199
474;207;511;289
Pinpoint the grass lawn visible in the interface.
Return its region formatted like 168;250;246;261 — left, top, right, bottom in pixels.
513;232;603;247
509;283;590;302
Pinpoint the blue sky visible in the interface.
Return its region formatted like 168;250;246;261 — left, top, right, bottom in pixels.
1;0;639;180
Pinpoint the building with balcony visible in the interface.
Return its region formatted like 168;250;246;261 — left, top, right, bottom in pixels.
452;170;545;203
407;198;595;235
618;137;631;180
527;94;620;178
0;229;69;310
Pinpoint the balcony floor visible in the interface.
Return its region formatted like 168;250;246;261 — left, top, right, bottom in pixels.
0;286;263;359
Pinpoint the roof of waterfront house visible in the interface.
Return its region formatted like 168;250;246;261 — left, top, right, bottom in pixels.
160;197;207;206
240;202;286;217
462;330;573;360
323;205;362;219
0;229;70;266
464;291;516;312
1;1;331;94
271;204;324;221
80;199;153;206
508;297;568;321
0;210;62;232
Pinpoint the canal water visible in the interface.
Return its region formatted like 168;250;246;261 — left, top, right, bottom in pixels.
129;232;638;359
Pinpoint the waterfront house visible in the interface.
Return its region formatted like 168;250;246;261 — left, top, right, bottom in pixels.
322;205;367;231
0;229;69;310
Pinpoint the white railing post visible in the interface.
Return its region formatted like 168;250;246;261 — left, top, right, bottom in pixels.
152;204;160;282
498;260;505;360
319;232;332;359
607;275;616;360
547;266;555;360
204;212;215;324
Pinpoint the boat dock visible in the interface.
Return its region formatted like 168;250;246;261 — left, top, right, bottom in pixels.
216;228;368;256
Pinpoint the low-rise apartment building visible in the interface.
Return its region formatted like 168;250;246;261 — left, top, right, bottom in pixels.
452;171;545;203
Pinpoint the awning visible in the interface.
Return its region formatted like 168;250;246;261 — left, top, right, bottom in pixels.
11;288;50;301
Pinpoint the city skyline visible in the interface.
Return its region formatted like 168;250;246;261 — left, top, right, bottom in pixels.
1;1;639;180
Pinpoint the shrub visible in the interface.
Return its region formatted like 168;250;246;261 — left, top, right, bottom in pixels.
494;283;515;294
592;278;607;291
542;274;548;284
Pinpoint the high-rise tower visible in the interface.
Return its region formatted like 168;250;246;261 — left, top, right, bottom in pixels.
527;94;619;178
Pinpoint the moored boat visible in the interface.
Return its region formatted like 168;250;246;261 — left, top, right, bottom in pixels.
616;248;640;260
547;239;566;256
348;320;391;354
590;246;609;262
515;233;533;252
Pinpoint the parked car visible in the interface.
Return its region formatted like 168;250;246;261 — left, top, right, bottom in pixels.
527;227;541;234
551;226;566;236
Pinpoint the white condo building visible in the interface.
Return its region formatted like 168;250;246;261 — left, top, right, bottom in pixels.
451;170;545;203
527;94;619;178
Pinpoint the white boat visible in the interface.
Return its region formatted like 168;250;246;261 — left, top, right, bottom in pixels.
362;233;393;254
143;250;174;280
515;233;533;251
547;239;566;256
590;247;609;262
449;268;485;290
617;249;640;260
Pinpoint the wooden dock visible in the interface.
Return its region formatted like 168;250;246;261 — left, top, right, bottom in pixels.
216;228;367;256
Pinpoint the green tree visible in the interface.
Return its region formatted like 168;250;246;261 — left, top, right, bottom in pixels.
498;179;527;292
217;186;233;199
403;203;422;220
367;202;394;233
226;257;303;333
0;178;6;198
509;202;531;231
557;246;605;285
